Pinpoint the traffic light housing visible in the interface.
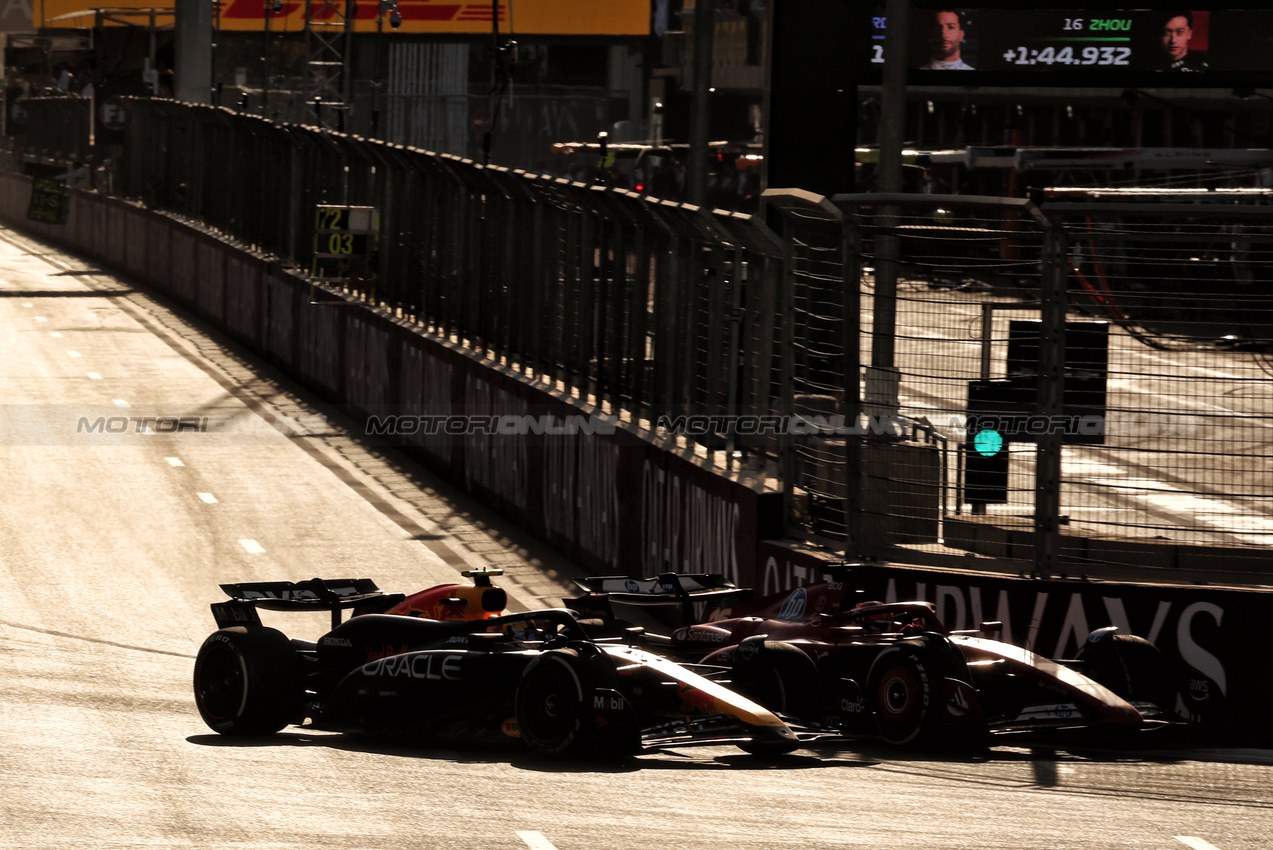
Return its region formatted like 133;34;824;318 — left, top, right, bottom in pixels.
965;423;1009;506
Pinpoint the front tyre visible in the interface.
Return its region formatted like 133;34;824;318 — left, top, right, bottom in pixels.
1076;633;1176;714
193;627;303;736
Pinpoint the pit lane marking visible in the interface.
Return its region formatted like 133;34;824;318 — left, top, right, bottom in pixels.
516;831;560;850
1176;838;1223;850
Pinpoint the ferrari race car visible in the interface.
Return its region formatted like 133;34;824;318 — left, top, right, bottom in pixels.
193;572;802;759
564;565;1179;748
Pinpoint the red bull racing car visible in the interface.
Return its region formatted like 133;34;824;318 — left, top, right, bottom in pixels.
564;565;1179;748
193;571;801;759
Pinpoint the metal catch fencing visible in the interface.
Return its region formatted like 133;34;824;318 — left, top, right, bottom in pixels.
10;97;1273;581
767;189;1273;580
107;99;788;472
1042;195;1273;572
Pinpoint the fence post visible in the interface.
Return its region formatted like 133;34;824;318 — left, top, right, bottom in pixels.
842;214;864;556
776;220;798;532
1035;217;1069;578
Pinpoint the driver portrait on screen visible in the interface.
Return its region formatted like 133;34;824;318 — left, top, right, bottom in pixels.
919;9;974;70
1157;11;1208;72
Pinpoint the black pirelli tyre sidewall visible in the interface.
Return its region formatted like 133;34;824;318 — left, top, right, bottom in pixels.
515;649;593;758
193;626;303;736
866;641;944;747
731;640;822;719
1076;632;1177;714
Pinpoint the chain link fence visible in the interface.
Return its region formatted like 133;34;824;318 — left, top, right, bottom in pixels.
1042;196;1273;570
108;100;789;476
768;189;1273;579
9;97;1273;581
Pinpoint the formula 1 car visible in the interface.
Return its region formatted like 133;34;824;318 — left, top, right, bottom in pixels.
564;565;1178;748
193;572;801;759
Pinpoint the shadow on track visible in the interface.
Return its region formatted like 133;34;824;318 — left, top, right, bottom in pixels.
186;731;875;773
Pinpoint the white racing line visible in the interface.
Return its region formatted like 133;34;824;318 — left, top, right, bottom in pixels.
516;831;560;850
517;830;1221;850
1175;838;1223;850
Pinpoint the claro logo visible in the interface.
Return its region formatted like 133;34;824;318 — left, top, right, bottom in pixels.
363;653;463;681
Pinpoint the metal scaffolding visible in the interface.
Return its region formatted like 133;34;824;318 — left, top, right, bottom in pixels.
304;0;354;129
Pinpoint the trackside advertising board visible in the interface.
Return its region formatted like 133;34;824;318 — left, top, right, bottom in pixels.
35;0;650;35
756;545;1273;745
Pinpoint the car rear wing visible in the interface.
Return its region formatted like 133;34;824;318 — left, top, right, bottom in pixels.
571;573;754;631
574;573;736;596
212;577;405;630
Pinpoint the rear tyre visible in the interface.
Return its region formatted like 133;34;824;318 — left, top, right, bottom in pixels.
731;640;821;718
731;641;817;756
866;642;944;747
193;627;303;736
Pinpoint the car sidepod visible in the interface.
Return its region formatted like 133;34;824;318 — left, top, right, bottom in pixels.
321;645;532;741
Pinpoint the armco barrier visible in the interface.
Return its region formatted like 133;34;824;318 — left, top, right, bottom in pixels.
6;173;1270;745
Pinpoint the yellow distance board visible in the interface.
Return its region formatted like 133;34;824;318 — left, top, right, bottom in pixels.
37;0;650;35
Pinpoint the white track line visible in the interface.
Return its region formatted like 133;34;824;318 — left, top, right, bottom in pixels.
1176;837;1223;850
516;831;560;850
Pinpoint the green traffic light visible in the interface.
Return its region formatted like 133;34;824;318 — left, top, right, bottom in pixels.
973;428;1004;457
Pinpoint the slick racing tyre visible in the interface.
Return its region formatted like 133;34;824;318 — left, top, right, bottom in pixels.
731;641;818;756
1076;633;1176;714
193;627;304;736
731;640;821;718
866;641;945;747
515;647;637;759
